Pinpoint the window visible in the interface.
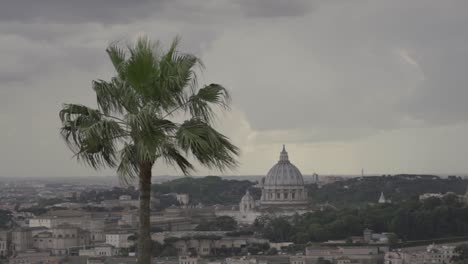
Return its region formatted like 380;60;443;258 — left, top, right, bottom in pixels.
276;193;280;199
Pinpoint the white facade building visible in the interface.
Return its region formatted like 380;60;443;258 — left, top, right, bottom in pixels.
29;218;53;228
179;256;199;264
105;233;134;248
79;245;116;257
384;244;458;264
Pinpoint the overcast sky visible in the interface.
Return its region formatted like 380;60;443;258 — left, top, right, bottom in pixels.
2;0;468;178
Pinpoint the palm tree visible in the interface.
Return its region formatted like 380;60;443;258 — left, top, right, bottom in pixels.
59;36;239;264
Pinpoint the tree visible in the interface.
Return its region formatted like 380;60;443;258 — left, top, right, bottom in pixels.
454;244;468;261
0;210;13;229
58;36;239;264
317;257;332;264
195;216;238;231
266;247;278;255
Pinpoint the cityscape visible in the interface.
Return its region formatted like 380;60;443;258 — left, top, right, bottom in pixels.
1;147;468;263
2;1;468;264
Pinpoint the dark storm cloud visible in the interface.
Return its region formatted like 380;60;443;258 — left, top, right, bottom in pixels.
236;0;315;18
2;0;468;177
204;0;468;134
0;0;315;24
0;0;161;23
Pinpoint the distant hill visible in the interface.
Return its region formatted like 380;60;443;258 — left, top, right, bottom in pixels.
308;174;468;207
151;176;258;206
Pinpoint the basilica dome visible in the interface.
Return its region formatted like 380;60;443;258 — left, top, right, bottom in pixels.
260;145;308;207
264;146;304;186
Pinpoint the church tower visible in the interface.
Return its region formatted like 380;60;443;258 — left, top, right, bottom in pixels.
378;192;387;204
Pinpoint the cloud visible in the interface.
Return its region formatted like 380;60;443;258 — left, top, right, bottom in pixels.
0;0;160;24
2;0;468;177
236;0;316;18
202;0;468;142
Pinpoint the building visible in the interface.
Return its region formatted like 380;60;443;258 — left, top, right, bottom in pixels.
260;145;308;207
153;231;268;257
11;228;33;252
179;256;199;264
336;256;360;264
384;251;406;264
177;194;190;207
105;233;134;249
289;255;306;264
29;218;53;228
305;245;385;263
8;250;61;264
384;244;458;264
225;257;258;264
235;190;262;225
425;244;457;263
79;244;117;257
363;229;390;244
216;146;312;225
0;230;11;257
31;225;90;255
119;195;132;201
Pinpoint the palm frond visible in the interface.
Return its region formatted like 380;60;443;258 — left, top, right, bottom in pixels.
188;84;231;123
93;78;141;115
153;38;202;112
176;119;239;171
59;103;127;169
106;43;127;78
126;36;159;98
117;143;139;185
160;142;195;175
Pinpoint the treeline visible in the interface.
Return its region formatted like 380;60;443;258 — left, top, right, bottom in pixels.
77;186;139;203
151;176;256;206
308;174;468;207
254;194;468;243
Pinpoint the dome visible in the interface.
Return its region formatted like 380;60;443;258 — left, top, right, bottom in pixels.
241;190;255;204
263;145;304;186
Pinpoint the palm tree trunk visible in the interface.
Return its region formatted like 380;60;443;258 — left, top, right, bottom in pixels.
138;162;152;264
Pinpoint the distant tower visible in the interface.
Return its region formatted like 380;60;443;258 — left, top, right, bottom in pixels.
176;194;190;207
363;228;373;242
313;173;319;184
378;192;386;204
361;168;364;177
